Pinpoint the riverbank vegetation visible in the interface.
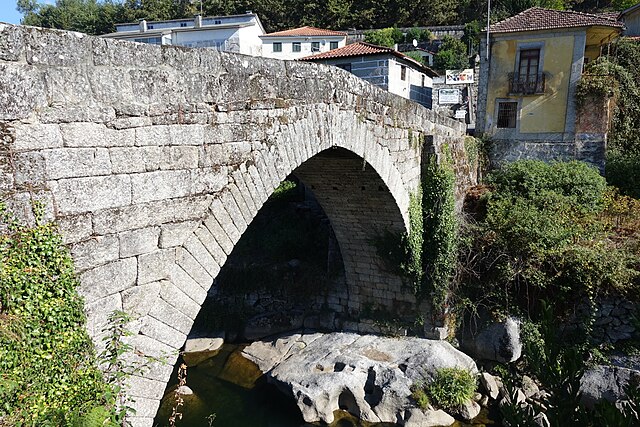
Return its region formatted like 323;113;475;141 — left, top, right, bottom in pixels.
456;160;640;320
0;202;135;426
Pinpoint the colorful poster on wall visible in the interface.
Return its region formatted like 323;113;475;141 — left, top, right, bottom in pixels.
439;88;460;104
445;69;474;84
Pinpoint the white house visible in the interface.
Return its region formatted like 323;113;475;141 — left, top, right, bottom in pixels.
301;42;437;108
102;12;265;56
260;26;347;60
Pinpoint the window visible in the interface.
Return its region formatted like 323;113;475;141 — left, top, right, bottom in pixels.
273;42;282;52
330;41;338;50
497;101;518;128
147;24;154;29
292;42;301;52
134;37;162;45
214;20;222;24
400;65;407;81
421;75;425;87
518;49;540;80
336;63;352;72
311;41;320;52
180;22;187;27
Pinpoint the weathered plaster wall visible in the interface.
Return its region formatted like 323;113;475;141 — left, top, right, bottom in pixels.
0;24;473;425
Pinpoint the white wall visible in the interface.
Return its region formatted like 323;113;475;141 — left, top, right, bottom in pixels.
261;36;346;60
238;24;264;56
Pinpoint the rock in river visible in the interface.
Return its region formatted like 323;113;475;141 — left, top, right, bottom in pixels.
242;332;477;425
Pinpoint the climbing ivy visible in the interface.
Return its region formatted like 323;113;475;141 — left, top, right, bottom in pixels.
0;201;135;426
421;154;458;311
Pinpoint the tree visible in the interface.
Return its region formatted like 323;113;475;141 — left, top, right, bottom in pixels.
364;27;403;47
434;35;468;70
19;0;121;35
405;27;433;43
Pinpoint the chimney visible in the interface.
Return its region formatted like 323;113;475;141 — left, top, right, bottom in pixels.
195;15;202;28
139;19;147;32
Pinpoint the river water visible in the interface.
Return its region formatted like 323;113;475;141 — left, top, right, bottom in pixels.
153;344;494;427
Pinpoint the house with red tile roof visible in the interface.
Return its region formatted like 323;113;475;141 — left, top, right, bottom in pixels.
301;42;438;108
260;26;347;60
476;7;623;170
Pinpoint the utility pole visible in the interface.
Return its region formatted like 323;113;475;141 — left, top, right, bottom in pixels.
486;0;491;60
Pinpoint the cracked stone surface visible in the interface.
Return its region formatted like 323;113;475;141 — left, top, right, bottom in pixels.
242;332;477;424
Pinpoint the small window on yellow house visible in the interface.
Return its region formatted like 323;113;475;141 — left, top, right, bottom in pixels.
497;101;518;128
518;49;540;81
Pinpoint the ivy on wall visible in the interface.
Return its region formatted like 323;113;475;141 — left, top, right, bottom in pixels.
421;153;458;311
0;202;130;426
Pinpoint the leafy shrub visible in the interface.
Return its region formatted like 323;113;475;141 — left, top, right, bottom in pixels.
433;35;469;70
422;368;476;411
0;203;110;425
364;27;403;47
606;150;640;199
457;160;640;318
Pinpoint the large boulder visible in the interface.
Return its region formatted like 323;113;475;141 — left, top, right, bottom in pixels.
242;332;477;425
459;317;522;363
580;364;640;408
403;408;455;427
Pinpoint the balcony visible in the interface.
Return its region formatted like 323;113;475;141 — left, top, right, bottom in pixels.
508;72;546;95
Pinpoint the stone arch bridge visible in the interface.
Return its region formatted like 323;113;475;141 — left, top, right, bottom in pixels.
0;24;476;425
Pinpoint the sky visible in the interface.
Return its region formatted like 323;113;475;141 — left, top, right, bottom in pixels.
1;0;23;24
0;0;56;25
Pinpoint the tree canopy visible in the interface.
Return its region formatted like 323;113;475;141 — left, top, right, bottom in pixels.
17;0;627;36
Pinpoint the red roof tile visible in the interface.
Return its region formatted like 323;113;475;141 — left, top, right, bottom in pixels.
301;41;394;59
301;42;438;77
489;7;623;33
261;26;346;37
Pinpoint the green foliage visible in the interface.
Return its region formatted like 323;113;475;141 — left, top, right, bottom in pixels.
410;383;430;409
0;202;109;425
462;20;482;55
372;188;423;290
606;150;640;199
422;155;457;310
405;50;426;65
457;160;640;318
576;57;623;102
405;27;433;43
414;368;476;411
500;302;640;427
270;179;298;201
433;35;469;71
364;27;403;47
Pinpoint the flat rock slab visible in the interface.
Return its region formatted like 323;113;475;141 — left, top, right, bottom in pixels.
242;332;477;425
182;335;224;367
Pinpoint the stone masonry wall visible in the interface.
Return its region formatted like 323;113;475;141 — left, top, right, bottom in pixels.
0;24;471;425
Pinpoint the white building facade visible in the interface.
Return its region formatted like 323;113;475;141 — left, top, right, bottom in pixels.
103;13;265;56
260;26;347;60
302;42;437;108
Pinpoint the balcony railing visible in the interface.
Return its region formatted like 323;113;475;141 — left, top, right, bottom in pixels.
508;72;546;95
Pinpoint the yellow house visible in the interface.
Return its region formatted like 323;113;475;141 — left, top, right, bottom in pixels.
476;7;623;168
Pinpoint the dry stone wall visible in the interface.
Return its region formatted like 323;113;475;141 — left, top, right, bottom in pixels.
0;23;471;425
